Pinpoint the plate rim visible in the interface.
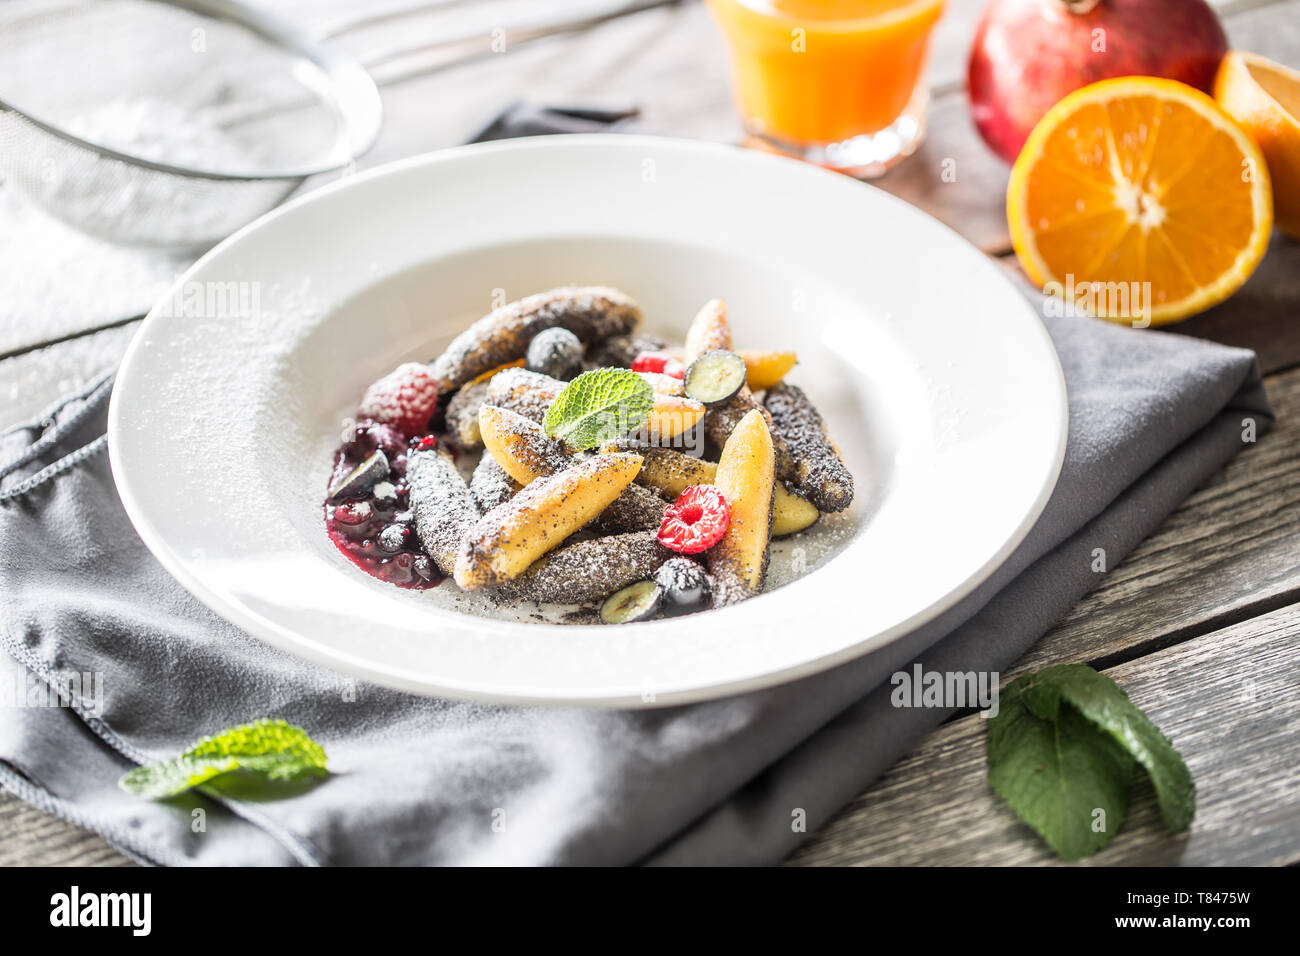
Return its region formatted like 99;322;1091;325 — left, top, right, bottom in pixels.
107;133;1069;708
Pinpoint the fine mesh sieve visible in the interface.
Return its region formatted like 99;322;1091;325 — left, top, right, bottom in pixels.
0;0;678;250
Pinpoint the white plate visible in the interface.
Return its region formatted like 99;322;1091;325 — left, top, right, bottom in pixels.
109;135;1066;708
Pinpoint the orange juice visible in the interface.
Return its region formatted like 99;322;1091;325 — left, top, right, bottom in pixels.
708;0;944;172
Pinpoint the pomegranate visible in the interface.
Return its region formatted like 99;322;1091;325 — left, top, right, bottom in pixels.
968;0;1228;163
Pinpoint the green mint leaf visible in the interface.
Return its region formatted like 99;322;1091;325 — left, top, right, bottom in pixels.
543;368;654;451
988;676;1135;860
120;718;328;799
1028;664;1196;832
988;664;1196;859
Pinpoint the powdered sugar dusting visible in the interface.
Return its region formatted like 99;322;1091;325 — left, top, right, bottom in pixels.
486;367;565;425
469;455;519;514
764;382;855;512
501;531;672;605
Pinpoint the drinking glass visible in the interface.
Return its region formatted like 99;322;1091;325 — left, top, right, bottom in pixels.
707;0;945;177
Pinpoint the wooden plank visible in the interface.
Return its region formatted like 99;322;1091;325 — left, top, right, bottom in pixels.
361;0;1020;250
788;600;1300;865
1018;364;1300;675
317;0;1300;259
0;794;132;867
309;0;1300;257
0;191;180;358
1172;233;1300;376
1220;0;1300;64
874;92;1011;253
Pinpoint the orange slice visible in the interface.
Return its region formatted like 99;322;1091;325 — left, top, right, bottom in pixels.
1215;51;1300;238
1008;76;1273;326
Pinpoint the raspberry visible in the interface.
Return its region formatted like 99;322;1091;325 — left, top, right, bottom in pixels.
359;363;440;436
631;352;667;374
657;485;731;554
631;352;685;379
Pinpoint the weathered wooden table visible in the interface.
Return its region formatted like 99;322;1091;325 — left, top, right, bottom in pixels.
2;0;1297;866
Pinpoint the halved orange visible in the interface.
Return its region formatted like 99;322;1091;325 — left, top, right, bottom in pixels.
1215;51;1300;238
1008;76;1273;326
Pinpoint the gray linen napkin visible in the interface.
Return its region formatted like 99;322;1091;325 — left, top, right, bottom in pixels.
0;298;1271;865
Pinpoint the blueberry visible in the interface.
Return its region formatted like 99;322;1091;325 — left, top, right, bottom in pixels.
526;327;583;380
378;524;407;553
654;558;711;613
371;481;399;506
600;580;662;625
683;349;747;405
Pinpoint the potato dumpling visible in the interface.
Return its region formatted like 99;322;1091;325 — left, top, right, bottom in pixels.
684;298;732;361
707;410;775;606
454;452;642;590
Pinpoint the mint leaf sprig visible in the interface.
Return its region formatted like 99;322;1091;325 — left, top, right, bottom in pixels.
543;368;655;451
987;664;1194;860
120;718;329;799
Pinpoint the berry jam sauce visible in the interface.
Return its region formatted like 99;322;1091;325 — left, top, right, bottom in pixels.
323;420;444;590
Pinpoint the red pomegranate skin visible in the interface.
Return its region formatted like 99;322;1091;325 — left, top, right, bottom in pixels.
968;0;1229;163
